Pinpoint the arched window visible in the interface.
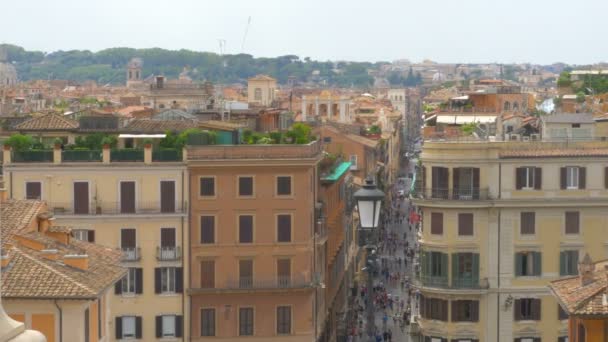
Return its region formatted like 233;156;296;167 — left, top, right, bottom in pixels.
254;88;262;101
504;101;511;111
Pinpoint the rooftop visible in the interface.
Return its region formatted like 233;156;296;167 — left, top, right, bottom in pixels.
321;162;352;183
542;113;595;124
187;140;322;161
14;113;79;131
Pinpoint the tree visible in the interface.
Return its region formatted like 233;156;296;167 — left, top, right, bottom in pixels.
576;91;586;104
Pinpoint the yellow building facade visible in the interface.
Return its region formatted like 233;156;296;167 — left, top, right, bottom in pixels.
3;146;189;341
413;140;608;342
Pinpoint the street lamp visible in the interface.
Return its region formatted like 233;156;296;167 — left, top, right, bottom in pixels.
354;177;385;340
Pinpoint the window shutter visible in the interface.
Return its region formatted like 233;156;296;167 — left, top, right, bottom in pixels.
154;268;161;294
532;299;541;320
515;253;523;276
441;253;448;279
514;299;522;320
605;167;608;189
559;251;566;276
534;167;542;190
472;253;480;284
533;252;542;276
451;300;458;322
135;268;143;294
175;315;183;338
135;316;142;339
451;253;459;287
579;167;586;189
572;252;579;275
431;212;443;235
472;168;480;199
115;317;122;339
420;251;428;277
452;168;460;197
87;230;95;243
442;300;448;321
155;316;162;338
422;166;427;189
175;267;183;293
516;167;524;190
420;295;426;318
471;300;479;322
115;279;122;295
560;167;567;189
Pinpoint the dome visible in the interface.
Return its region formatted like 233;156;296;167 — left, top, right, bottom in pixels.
0;62;17;86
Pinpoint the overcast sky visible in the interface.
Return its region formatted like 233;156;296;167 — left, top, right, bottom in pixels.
1;0;606;64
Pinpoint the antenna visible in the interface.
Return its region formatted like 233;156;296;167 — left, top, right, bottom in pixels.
241;16;252;53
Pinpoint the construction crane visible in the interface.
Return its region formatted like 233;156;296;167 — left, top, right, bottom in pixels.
241;16;252;53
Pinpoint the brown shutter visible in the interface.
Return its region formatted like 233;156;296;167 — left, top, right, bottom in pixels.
442;300;448;321
121;229;136;248
515;167;524;190
201;260;215;288
514;299;522;320
120;182;136;213
565;211;580;234
534;167;542;190
532;299;541;320
160;180;176;213
451;301;459;322
26;182;42;200
277;214;292;242
521;212;535;235
73;182;89;214
160;228;175;247
452;168;460;198
458;213;474;236
200;216;215;244
560;167;567;189
239;259;253;280
431;212;443;235
471;300;479;322
472;167;480;189
87;230;95;243
579;167;586;189
239;215;253;243
277;259;290;278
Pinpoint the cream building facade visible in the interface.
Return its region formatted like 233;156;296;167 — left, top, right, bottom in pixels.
247;75;277;106
3;145;189;341
413;140;608;342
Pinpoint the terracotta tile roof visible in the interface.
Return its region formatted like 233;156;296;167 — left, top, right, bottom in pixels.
345;134;379;149
13;113;79;131
123;119;197;133
499;148;608;159
1;200;126;299
549;258;608;316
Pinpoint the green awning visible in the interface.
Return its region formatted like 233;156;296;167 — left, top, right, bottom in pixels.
321;162;352;182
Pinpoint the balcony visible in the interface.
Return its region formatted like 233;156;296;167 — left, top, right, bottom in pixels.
412;187;491;201
62;149;102;162
49;201;185;216
187;140;321;161
415;274;488;290
156;246;181;261
12;150;53;163
111;149;144;162
190;274;312;294
121;247;141;261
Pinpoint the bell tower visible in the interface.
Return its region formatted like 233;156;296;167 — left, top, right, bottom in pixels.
126;57;143;88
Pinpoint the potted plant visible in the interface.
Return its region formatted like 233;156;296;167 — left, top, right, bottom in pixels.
101;136;113;149
142;138;153;148
53;137;63;149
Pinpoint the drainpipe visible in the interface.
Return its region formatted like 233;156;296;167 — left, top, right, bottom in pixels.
186;169;192;341
54;300;62;342
496;161;502;342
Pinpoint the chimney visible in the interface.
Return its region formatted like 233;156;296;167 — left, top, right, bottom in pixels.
63;254;88;271
41;249;59;261
578;253;595;286
36;212;55;234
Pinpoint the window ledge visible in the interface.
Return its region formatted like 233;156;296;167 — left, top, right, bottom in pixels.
120;293;138;298
159;293;180;297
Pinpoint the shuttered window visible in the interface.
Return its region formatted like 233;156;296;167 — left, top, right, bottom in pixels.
515;167;542;190
239;308;254;336
25;181;42;200
200;216;215;244
515;252;542;276
277;176;292;196
431;213;443;235
160;180;175;213
120;181;136;214
514;298;541;321
200;260;215;288
431;167;449;199
239;215;254;243
560;250;579;276
200;309;215;336
199;177;215;197
238;176;254;196
239;260;253;288
277;306;292;334
420;296;448;321
277;214;292;242
520;212;536;235
458;213;474;236
565;211;580;234
451;300;479;322
561;166;585;189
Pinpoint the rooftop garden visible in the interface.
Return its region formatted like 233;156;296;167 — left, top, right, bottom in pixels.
242;123;314;145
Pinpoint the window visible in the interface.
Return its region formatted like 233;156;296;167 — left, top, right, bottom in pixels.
277;214;292;242
430;213;443;235
239;215;254;243
451;300;479;322
561;166;585;190
120;181;136;214
452;253;479;287
420;295;448;321
565;211;580;235
160;180;176;213
276;176;292;196
121;228;138;260
516;167;541;190
73;229;95;242
160;267;176;293
277;306;292;335
431;167;449;199
200;216;215;244
458;213;474;236
238;176;254;197
349;155;358;170
200;260;215;288
520;212;535;235
277;259;291;287
73;181;90;214
239;259;253;288
239;308;254;336
254;88;262;101
120;268;137;294
115;316;141;339
199;177;215;197
515;338;541;342
155;315;181;338
515;252;541;276
452;168;480;199
560;250;579;276
25;181;41;200
514;298;541;321
558;336;568;342
558;304;569;320
200;309;215;336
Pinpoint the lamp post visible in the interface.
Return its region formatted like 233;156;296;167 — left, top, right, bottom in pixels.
354;177;385;340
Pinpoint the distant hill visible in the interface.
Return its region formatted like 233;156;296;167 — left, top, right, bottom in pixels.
1;44;378;87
